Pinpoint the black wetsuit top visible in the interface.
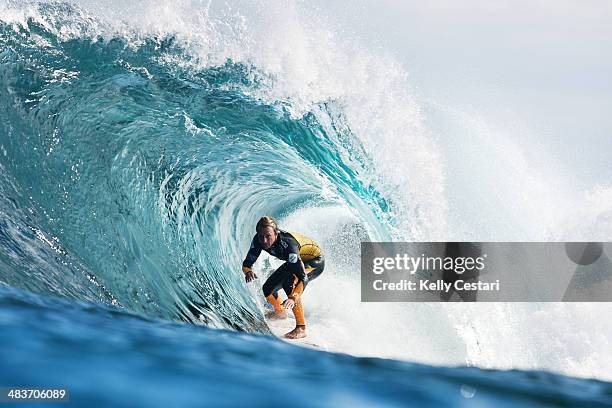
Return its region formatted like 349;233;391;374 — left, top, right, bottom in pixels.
242;230;321;286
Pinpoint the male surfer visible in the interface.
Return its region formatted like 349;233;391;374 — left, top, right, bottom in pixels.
242;216;324;339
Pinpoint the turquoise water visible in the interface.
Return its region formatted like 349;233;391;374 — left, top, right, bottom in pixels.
1;2;611;406
0;3;389;327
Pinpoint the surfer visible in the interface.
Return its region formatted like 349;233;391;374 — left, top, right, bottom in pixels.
242;216;324;339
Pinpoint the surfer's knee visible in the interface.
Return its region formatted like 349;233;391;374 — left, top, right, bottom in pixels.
262;285;274;297
262;280;275;297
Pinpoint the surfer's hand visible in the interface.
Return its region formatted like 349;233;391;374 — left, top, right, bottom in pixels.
244;271;257;282
283;298;295;309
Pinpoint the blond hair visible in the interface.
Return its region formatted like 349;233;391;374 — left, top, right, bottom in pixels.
256;216;279;233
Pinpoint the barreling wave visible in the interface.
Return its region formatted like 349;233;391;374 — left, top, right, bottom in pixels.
0;1;404;331
6;1;612;383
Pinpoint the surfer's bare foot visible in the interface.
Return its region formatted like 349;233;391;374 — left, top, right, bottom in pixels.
284;325;306;339
265;309;288;319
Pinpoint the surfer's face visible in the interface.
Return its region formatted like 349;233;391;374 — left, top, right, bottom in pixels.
257;226;277;250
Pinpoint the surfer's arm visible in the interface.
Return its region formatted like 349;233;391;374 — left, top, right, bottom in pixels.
242;235;261;282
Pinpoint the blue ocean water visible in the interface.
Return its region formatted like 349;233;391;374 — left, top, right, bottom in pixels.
2;284;611;407
1;2;611;407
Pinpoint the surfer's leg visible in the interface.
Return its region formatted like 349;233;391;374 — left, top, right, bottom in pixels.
281;257;325;339
284;297;306;339
263;263;291;317
281;275;307;339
